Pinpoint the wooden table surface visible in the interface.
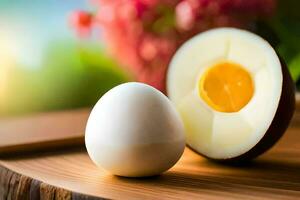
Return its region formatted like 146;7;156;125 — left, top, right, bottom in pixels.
0;107;300;199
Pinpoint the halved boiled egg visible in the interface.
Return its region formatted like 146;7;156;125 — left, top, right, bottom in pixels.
167;28;295;162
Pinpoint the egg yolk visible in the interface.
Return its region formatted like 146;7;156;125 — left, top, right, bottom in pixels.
199;61;254;113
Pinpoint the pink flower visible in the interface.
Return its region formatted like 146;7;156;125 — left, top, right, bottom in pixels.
73;0;277;92
176;1;196;30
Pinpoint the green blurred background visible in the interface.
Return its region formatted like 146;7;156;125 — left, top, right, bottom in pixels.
0;0;129;116
259;0;300;87
0;0;299;117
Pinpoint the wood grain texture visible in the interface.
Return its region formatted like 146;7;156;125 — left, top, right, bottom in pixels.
0;109;89;156
0;108;299;199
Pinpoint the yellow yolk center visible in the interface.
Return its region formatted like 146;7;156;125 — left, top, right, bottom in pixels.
199;61;254;113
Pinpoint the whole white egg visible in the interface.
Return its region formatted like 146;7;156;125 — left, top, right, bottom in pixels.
85;82;185;177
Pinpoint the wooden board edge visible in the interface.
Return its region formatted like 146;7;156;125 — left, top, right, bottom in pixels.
0;136;84;158
0;164;105;200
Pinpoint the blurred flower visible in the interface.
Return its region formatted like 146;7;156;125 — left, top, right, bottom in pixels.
69;10;93;37
72;0;276;92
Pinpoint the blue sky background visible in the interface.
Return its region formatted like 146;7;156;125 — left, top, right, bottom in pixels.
0;0;91;69
0;0;88;37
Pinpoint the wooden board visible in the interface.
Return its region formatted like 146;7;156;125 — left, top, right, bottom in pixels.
0;110;300;199
0;109;89;156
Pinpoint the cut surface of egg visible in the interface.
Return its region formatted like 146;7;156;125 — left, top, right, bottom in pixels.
85;82;185;177
167;28;295;161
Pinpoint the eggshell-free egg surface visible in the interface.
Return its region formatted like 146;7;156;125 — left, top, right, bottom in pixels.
85;82;185;177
